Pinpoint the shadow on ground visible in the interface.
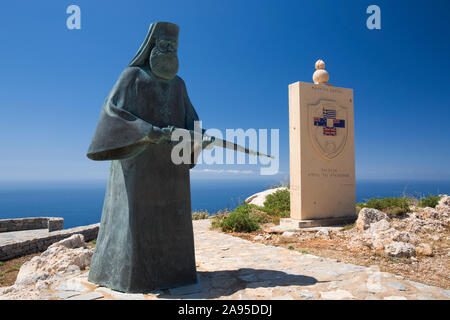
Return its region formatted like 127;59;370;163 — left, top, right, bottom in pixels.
159;268;318;299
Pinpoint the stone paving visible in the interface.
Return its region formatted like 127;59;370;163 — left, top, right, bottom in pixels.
15;220;450;300
0;229;49;245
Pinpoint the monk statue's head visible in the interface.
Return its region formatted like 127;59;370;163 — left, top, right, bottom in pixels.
149;25;179;80
128;22;180;81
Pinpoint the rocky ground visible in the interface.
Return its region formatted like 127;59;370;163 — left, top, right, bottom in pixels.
0;234;94;299
0;195;448;299
227;195;450;289
1;220;449;300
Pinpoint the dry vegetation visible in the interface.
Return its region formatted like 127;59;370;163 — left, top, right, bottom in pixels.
0;253;40;287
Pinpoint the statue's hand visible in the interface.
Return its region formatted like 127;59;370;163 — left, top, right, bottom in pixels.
162;125;175;136
147;125;175;144
202;135;215;150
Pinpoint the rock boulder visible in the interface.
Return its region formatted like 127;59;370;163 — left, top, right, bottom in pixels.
15;234;93;285
384;241;416;258
356;208;389;231
245;187;288;207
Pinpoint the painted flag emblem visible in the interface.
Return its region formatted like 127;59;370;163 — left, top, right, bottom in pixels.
313;109;345;136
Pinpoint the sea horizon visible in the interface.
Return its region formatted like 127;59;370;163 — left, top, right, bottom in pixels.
0;178;449;229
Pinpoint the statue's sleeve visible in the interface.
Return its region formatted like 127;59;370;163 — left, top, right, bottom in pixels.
182;80;200;168
87;67;163;161
184;86;199;130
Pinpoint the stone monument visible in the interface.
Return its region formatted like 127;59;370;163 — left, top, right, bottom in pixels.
281;60;356;228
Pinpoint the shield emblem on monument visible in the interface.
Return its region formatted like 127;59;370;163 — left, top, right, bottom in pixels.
308;99;348;160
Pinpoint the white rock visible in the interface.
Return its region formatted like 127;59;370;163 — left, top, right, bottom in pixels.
356;208;389;231
253;235;264;241
245;187;288;207
421;207;441;220
15;234;93;285
280;231;296;239
409;212;424;220
49;234;86;249
384;241;416;258
437;195;450;207
433;195;450;220
1;235;94;300
403;212;446;233
393;231;419;244
367;219;390;234
35;280;49;291
367;228;400;250
315;229;330;239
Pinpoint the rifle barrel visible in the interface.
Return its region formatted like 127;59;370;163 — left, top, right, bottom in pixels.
209;136;274;159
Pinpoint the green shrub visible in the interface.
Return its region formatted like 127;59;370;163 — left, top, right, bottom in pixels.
230;204;271;224
358;197;411;216
262;189;290;218
418;195;441;208
232;204;256;215
249;210;272;224
192;210;210;220
210;209;231;229
215;205;260;233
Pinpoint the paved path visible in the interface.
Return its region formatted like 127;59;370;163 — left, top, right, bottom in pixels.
0;229;49;246
20;220;450;300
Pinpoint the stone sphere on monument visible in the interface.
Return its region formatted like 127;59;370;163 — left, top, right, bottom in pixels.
313;59;330;84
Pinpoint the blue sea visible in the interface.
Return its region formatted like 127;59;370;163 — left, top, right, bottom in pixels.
0;179;449;229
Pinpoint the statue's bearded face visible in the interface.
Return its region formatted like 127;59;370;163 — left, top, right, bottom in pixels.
150;37;179;80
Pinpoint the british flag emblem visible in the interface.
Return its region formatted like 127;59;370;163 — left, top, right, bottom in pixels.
323;127;337;136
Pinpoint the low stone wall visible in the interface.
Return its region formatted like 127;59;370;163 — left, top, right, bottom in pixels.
0;217;64;233
0;223;99;261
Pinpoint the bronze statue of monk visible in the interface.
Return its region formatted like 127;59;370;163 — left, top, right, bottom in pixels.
87;22;204;293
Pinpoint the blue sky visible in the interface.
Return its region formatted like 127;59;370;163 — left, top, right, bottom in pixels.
0;0;449;182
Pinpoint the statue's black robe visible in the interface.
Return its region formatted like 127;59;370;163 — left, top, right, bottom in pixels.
87;66;199;293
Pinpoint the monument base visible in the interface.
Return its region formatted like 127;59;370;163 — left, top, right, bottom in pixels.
280;216;356;229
